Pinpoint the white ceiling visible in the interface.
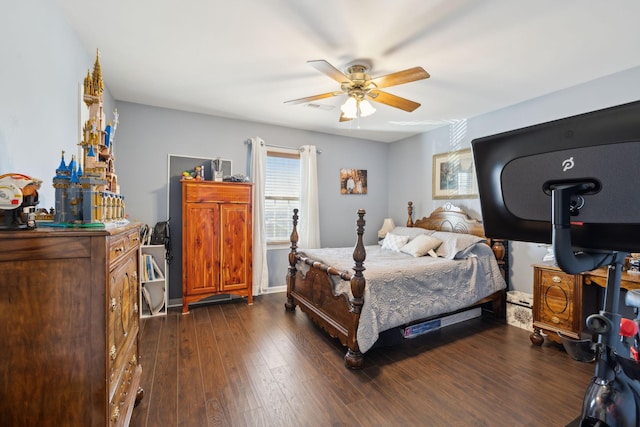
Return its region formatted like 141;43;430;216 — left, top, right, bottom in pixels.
55;0;640;143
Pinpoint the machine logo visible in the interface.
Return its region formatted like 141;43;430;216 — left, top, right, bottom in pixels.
562;157;575;172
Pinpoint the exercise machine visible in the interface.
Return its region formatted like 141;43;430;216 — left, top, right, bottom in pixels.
471;100;640;427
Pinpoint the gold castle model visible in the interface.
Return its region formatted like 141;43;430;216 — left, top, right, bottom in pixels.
52;50;127;226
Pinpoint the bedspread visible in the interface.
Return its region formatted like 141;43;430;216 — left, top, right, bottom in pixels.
299;243;506;353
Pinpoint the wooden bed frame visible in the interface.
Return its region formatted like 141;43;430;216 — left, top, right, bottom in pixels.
285;202;507;369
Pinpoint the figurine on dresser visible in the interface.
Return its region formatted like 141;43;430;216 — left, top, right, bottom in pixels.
49;50;127;227
0;173;42;230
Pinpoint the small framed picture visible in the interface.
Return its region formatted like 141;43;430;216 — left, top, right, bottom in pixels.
432;149;478;199
340;168;367;195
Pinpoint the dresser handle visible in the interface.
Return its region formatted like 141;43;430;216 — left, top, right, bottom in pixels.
552;276;561;283
111;406;120;422
115;247;123;253
551;316;560;324
111;298;117;312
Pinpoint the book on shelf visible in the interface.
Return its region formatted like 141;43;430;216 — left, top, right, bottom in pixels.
150;256;164;280
142;253;164;282
144;254;154;281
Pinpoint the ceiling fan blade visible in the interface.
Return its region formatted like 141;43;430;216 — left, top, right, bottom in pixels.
284;92;338;105
367;90;421;112
369;67;430;89
339;113;353;122
308;60;352;84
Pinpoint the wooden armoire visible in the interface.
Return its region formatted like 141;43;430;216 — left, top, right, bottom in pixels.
0;223;142;427
181;181;253;313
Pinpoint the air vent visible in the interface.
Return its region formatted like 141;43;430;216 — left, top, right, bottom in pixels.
306;103;334;111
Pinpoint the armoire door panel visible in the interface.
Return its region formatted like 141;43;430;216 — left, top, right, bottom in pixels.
220;204;250;291
184;204;220;294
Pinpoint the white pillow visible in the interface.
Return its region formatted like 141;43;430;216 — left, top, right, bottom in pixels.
432;231;486;260
389;226;434;240
400;234;443;257
381;233;410;252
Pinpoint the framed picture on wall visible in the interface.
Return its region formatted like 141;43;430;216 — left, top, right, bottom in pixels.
340;168;367;194
432;148;478;199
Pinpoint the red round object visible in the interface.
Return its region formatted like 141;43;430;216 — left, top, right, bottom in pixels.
620;318;639;337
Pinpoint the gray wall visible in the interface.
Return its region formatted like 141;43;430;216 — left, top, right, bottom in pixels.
115;101;389;249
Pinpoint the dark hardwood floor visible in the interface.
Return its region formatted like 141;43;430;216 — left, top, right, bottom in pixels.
130;293;593;427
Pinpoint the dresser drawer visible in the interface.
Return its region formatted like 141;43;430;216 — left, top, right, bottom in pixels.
109;228;140;265
108;252;139;383
184;181;251;204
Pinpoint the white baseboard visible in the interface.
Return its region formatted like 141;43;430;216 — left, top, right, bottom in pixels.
167;287;287;308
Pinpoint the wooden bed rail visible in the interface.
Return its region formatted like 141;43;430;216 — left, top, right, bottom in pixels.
296;255;355;282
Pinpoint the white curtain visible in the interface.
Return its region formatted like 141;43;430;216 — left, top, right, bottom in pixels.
299;145;321;249
249;137;269;295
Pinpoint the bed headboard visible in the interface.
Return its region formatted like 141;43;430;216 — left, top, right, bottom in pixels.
406;201;507;278
406;202;485;238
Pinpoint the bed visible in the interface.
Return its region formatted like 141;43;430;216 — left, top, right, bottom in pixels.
285;202;507;369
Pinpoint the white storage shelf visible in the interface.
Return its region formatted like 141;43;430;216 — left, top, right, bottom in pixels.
140;244;168;318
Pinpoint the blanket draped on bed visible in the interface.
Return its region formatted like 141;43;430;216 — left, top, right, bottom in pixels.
299;243;506;353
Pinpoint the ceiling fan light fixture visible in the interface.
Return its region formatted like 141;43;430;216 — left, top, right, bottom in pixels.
341;96;358;119
341;96;376;119
359;100;376;117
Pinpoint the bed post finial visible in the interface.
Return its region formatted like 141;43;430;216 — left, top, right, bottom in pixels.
285;208;299;311
289;208;299;252
407;201;414;227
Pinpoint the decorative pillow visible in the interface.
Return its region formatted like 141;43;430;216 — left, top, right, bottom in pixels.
388;226;434;240
400;234;443;257
432;231;486;260
381;233;411;252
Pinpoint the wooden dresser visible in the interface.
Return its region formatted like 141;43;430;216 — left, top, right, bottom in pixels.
530;262;640;346
0;223;142;427
182;181;253;313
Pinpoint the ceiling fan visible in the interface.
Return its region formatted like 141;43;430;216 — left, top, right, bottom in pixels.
285;59;430;122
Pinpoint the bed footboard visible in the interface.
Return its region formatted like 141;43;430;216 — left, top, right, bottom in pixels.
285;208;367;369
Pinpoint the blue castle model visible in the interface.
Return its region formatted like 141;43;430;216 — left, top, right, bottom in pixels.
52;50;126;226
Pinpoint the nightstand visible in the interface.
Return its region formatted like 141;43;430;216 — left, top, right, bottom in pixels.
530;263;598;345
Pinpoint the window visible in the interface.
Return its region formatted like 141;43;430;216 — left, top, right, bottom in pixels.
265;149;300;243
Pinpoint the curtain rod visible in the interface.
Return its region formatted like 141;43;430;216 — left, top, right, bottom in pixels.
244;139;321;154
